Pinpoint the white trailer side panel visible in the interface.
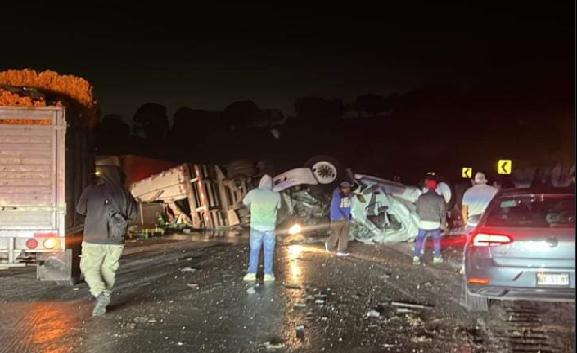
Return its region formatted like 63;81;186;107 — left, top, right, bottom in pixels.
0;107;65;241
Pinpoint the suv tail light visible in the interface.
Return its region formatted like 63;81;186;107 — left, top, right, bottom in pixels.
472;232;512;247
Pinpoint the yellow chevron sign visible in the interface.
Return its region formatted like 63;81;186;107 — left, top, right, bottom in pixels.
462;167;472;179
498;160;512;175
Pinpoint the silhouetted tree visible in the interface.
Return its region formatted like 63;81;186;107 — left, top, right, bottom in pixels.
354;94;388;116
172;107;195;134
222;100;261;129
294;97;345;121
97;114;130;138
392;86;465;125
94;114;130;155
260;109;285;127
133;103;169;140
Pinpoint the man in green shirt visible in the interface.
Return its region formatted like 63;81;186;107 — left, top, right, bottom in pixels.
242;175;281;282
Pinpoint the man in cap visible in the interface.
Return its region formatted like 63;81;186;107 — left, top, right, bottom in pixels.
242;174;281;283
413;175;446;264
462;172;498;241
76;165;138;317
326;181;353;256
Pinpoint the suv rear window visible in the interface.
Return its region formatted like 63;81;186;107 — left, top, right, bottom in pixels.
485;194;575;228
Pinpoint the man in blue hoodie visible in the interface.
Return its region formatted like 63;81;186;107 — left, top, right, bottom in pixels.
242;175;281;282
326;181;352;256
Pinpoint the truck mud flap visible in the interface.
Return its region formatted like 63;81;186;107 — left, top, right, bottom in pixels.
36;247;81;284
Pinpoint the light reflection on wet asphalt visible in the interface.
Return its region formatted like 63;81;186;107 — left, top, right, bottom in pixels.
0;232;574;353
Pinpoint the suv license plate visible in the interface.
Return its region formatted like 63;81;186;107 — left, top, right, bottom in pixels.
537;273;570;286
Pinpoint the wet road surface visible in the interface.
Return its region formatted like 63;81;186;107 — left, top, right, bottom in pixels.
0;233;574;353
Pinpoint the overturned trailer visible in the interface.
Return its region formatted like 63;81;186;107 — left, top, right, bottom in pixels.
130;163;251;230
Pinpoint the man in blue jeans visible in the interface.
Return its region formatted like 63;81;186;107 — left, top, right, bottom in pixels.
242;175;281;282
413;176;447;265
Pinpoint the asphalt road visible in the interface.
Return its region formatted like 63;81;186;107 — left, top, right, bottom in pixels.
0;233;574;353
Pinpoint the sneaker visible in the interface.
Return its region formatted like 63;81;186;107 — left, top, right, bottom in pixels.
263;274;276;282
243;273;256;282
412;256;421;265
433;257;444;264
336;251;349;257
92;294;110;317
325;241;332;253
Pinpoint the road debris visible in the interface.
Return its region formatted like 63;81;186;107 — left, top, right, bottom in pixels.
390;301;434;311
247;287;256;294
410;335;432;344
180;267;196;273
395;307;413;314
284;283;302;290
296;325;305;340
186;283;199;290
366;310;381;318
293;302;307;309
263;339;286;350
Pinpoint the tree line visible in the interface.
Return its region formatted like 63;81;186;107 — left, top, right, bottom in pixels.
94;84;574;167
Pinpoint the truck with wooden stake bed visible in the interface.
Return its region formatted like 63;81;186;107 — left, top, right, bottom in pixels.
0;70;96;283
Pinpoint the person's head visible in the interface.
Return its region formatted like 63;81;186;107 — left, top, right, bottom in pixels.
424;176;438;190
339;181;352;194
473;172;488;185
95;165;126;187
258;174;273;190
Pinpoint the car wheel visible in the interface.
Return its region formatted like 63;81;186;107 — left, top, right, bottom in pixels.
461;283;489;312
304;155;342;186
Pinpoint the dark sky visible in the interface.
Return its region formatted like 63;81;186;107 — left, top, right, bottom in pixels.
1;1;574;119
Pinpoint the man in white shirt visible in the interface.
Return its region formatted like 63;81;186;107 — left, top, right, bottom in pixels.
462;172;498;242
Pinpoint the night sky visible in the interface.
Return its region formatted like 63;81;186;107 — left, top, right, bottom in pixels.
1;1;574;120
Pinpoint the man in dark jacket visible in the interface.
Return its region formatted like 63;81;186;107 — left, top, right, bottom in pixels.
76;165;138;316
413;176;446;265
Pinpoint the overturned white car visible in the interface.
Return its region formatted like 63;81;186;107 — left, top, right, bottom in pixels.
274;168;427;243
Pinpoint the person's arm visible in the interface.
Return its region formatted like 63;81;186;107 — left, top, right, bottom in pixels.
242;191;252;207
126;193;139;221
440;198;447;229
276;194;282;210
462;204;469;224
415;196;422;217
76;187;90;216
330;190;342;219
461;191;470;224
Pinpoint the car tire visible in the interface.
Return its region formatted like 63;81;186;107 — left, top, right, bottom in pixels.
461;283;489;312
304;155;343;188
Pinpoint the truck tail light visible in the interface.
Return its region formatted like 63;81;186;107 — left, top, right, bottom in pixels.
26;238;39;249
34;232;58;238
472;232;512;247
43;238;59;249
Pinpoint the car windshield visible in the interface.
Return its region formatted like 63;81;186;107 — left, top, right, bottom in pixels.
485;194;575;228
